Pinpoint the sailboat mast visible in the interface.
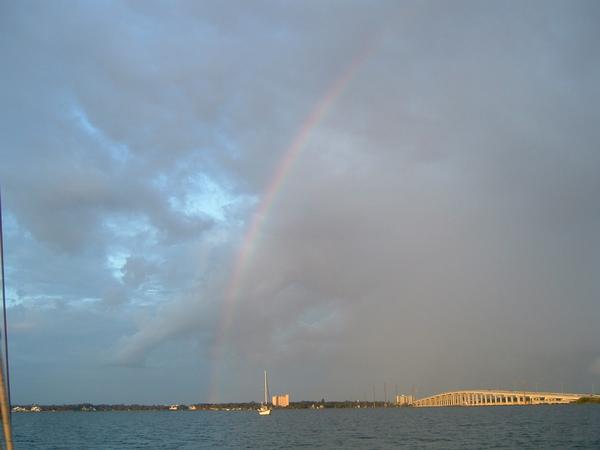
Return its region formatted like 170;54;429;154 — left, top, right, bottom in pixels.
264;370;269;405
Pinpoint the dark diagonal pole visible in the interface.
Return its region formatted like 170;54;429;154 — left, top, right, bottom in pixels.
0;189;10;408
0;187;13;449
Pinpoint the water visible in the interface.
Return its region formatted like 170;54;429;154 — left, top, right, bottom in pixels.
11;405;600;449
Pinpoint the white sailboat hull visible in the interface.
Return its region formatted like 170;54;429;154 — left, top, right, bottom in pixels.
258;408;271;416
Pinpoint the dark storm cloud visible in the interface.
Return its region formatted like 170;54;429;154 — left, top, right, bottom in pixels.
0;0;598;403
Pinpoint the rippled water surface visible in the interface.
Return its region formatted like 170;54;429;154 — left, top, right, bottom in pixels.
11;405;600;449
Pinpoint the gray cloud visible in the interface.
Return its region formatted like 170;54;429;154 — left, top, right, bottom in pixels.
1;0;599;403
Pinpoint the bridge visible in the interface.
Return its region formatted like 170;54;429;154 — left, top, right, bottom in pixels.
412;390;584;407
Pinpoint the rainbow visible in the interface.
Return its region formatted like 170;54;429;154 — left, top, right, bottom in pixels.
209;46;372;402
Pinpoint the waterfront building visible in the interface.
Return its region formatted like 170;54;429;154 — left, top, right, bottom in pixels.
396;394;414;406
272;394;290;407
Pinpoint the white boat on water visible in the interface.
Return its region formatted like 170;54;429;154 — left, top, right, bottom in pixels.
258;371;272;416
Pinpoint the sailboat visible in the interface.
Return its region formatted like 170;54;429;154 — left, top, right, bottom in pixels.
258;370;272;416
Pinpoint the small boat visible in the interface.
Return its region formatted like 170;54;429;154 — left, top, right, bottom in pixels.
258;370;272;416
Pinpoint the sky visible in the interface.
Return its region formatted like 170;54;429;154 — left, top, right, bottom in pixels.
1;0;599;405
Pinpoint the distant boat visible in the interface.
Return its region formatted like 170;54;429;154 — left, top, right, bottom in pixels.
258;371;272;416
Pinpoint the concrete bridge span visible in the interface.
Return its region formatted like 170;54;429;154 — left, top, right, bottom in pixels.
412;390;583;407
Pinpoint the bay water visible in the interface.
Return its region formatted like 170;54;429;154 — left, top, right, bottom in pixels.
11;405;600;449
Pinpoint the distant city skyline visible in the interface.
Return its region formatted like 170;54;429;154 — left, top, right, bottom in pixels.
1;0;599;404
